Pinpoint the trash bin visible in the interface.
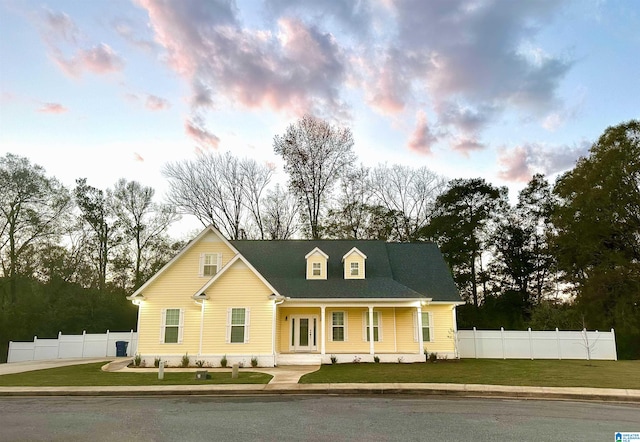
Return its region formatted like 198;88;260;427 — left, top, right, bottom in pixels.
115;341;129;357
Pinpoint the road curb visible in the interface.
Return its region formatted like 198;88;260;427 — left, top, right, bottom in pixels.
1;383;639;403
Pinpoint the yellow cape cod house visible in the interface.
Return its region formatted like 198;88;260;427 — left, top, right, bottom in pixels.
127;226;463;366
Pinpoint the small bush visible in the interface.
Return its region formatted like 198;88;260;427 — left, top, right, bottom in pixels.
181;353;190;368
220;355;228;368
133;354;141;367
353;356;361;364
330;355;338;364
397;356;404;364
251;356;258;367
428;352;438;363
154;357;161;368
373;355;380;363
195;360;206;368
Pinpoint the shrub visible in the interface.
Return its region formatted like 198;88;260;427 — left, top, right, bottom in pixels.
181;353;190;368
251;356;258;367
352;356;361;364
330;355;338;364
154;357;161;368
133;354;142;367
397;356;404;364
428;352;438;363
195;360;206;368
220;355;228;368
373;355;380;363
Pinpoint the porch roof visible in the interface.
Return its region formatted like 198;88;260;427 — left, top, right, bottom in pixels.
230;240;461;302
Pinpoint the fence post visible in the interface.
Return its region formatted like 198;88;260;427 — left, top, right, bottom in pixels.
473;327;478;359
33;336;38;360
130;329;134;356
500;327;505;359
81;330;86;358
611;328;617;361
8;341;13;363
105;330;110;357
528;328;533;360
56;331;62;359
556;328;561;360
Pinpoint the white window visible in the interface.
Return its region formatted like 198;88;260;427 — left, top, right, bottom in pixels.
312;262;321;276
161;308;184;344
350;262;359;276
363;311;381;342
331;311;347;342
421;312;433;342
226;307;250;343
414;311;434;342
200;253;222;277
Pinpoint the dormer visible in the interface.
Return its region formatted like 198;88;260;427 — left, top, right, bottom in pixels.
342;247;367;279
305;247;329;280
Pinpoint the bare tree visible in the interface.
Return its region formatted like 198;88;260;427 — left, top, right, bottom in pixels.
369;164;446;241
262;184;299;240
111;179;179;289
273;114;356;239
163;152;248;239
239;159;274;239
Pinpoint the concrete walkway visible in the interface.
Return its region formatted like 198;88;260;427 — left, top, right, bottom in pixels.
1;358;639;403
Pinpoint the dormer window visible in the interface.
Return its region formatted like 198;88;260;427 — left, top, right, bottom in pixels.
342;247;367;279
200;253;222;277
305;247;328;280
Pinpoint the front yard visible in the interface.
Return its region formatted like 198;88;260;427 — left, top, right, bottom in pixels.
299;359;640;389
0;362;273;386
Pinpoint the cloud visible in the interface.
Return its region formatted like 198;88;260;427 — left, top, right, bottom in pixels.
184;118;220;149
137;0;349;118
53;43;124;77
41;8;79;44
37;102;68;114
407;110;437;154
112;18;156;51
498;140;591;182
134;152;144;162
451;137;486;157
145;94;170;110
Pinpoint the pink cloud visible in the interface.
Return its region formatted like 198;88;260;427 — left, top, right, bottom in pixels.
54;44;124;77
134;152;144;162
497;146;534;182
145;95;170;110
38;102;68;114
184;119;220;149
407;111;436;155
451;138;486;157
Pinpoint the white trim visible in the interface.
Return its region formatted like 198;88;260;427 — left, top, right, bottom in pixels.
226;307;250;344
329;310;348;342
362;310;382;342
193;253;282;299
305;247;329;259
160;308;183;344
341;247;367;261
200;252;221;277
414;310;434;343
129;225;240;299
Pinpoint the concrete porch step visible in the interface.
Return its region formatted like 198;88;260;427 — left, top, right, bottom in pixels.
276;354;323;366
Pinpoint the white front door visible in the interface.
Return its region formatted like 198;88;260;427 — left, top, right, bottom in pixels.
291;315;317;351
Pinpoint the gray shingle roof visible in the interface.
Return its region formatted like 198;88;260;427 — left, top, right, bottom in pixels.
230;240;461;302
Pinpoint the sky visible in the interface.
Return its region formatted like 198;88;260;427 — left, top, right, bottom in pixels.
1;0;639;235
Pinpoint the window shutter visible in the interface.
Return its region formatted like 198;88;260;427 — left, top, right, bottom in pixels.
225;308;232;343
378;312;383;342
328;312;333;342
217;253;222;273
160;308;167;343
413;311;418;342
427;312;433;343
362;312;367;341
344;311;349;342
198;253;205;277
244;308;250;343
178;309;184;343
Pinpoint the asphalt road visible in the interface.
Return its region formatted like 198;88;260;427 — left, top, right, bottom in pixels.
0;395;638;441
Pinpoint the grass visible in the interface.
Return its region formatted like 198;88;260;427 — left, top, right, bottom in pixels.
0;362;272;387
299;359;640;389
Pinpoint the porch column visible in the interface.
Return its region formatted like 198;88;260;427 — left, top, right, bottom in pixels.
320;306;326;355
368;306;375;355
417;306;424;355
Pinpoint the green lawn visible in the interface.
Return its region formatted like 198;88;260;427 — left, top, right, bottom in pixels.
299;359;640;389
0;362;272;386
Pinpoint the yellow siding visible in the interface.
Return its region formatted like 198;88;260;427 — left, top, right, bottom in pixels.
306;251;327;279
395;305;456;353
343;253;365;279
136;231;274;356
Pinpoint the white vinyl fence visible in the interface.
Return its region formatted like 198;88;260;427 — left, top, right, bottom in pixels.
457;327;617;360
7;330;138;363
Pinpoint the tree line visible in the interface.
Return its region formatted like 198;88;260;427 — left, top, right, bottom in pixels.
1;117;638;360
